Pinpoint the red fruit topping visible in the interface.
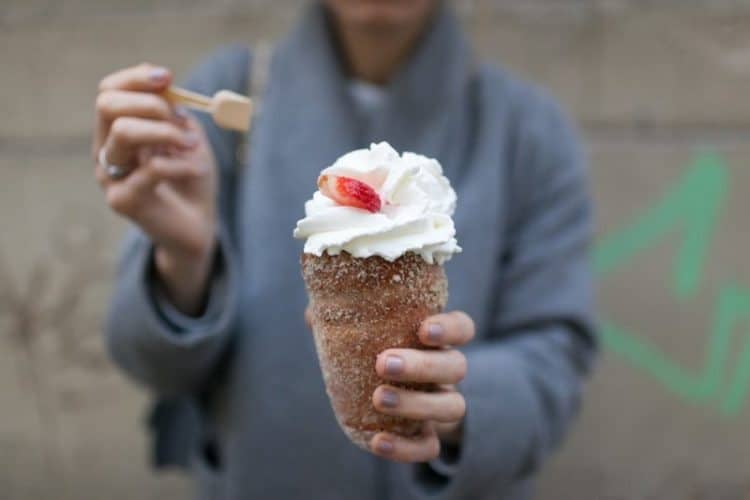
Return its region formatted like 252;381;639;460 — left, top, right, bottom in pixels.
318;174;382;213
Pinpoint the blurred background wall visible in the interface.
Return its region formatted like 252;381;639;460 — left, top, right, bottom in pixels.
2;1;750;499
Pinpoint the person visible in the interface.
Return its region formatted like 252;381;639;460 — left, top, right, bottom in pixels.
93;1;596;499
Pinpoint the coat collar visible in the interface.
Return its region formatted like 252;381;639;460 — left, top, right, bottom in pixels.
275;2;472;147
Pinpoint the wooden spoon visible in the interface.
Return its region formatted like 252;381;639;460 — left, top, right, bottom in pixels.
164;86;252;132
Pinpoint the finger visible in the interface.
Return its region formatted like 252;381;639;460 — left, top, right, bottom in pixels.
418;311;475;347
370;424;440;463
104;164;159;218
94;91;181;157
96;144;148;189
376;348;467;384
373;385;466;423
98;63;172;92
96;90;173;124
105;117;198;166
145;154;207;181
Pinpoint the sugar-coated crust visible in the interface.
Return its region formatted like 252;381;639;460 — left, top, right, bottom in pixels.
301;251;448;450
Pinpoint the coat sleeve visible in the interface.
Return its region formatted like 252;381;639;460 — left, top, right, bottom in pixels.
103;45;249;397
405;86;598;498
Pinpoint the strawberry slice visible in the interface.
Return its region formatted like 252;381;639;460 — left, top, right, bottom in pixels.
318;174;382;213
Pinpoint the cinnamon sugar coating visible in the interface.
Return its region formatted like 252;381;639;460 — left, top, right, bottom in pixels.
301;251;448;449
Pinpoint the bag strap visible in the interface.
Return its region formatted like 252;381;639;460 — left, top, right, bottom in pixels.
223;41;273;243
233;42;272;173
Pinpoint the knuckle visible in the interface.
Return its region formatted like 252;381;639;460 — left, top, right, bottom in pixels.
98;75;113;91
106;186;141;215
105;189;131;213
110;118;133;142
95;92;113;114
147;157;166;174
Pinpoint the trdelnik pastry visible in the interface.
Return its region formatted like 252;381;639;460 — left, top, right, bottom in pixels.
294;141;461;449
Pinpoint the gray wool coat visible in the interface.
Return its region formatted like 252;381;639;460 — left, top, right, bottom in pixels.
105;4;597;499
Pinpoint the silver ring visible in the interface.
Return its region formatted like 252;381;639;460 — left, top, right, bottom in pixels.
98;148;128;180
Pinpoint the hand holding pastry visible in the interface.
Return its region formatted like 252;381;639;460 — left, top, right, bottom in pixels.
370;311;474;462
302;308;475;462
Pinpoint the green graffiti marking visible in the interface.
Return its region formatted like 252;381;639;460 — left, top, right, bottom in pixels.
594;153;728;299
594;153;750;416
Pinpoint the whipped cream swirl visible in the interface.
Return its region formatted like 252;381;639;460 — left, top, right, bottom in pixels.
293;142;461;265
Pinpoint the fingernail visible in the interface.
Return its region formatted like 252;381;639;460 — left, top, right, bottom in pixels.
427;323;444;343
149;67;169;83
380;389;399;408
173;106;190;122
375;439;394;454
384;356;404;376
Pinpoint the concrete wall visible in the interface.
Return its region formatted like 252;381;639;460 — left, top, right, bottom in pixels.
2;1;749;498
